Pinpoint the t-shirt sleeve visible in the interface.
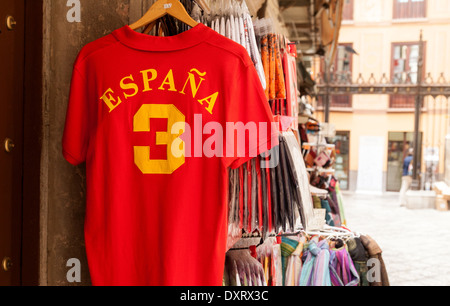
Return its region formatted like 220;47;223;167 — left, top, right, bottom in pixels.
223;61;279;169
62;66;93;166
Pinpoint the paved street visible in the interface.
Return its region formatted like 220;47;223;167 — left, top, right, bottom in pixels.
342;192;450;286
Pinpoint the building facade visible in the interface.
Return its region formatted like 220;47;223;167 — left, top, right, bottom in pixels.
315;0;450;193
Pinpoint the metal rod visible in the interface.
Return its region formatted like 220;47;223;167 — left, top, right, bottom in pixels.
324;59;331;123
413;31;424;186
311;0;316;54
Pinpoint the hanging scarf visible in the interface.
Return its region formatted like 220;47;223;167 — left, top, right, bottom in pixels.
280;237;299;286
321;199;335;227
335;183;347;226
329;246;360;286
285;239;304;286
272;244;283;286
299;240;331;286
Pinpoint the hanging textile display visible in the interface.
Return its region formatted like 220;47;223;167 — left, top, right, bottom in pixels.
58;0;393;287
283;41;299;122
360;235;391;286
299;119;347;227
190;0;389;287
194;2;320;246
194;0;267;89
225;248;267;286
282;131;316;230
224;227;389;287
182;0;304;245
137;0;390;287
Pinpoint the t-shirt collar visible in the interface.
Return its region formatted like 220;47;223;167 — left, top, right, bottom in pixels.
112;23;212;52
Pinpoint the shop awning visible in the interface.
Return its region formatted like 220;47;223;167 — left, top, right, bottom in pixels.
279;0;344;61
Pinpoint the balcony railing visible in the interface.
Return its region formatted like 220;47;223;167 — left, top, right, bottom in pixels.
316;72;450;98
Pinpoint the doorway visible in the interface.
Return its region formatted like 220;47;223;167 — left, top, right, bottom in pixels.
387;132;423;192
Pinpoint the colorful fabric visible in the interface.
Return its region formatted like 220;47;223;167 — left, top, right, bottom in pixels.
353;261;369;287
273;244;283;286
280;237;299;286
299;240;331;286
313;196;322;209
321;199;335;226
360;235;390;286
261;35;270;100
327;196;342;227
312;241;332;286
329;247;360;286
285;238;304;286
264;255;270;286
232;261;241;286
335;183;347;226
347;238;369;286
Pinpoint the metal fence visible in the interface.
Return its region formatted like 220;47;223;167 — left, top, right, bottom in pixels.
315;69;450;190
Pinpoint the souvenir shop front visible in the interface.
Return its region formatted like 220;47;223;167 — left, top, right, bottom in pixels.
1;0;389;287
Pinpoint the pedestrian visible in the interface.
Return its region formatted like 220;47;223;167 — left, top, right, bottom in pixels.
399;148;414;207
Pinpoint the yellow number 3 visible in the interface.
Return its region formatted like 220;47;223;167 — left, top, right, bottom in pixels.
133;104;185;174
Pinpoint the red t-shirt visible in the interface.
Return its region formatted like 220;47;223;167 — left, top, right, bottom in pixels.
63;24;278;286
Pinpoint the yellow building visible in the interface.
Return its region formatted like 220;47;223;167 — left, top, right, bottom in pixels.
314;0;450;193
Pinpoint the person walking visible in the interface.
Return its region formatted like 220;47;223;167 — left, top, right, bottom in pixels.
399;148;414;207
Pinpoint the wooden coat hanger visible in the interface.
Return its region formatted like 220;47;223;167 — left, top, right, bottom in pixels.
129;0;199;33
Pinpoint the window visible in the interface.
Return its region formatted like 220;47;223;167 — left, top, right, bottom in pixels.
331;44;353;107
342;0;354;21
390;42;425;108
333;44;353;82
393;43;420;84
393;0;426;19
318;44;353;108
387;132;422;191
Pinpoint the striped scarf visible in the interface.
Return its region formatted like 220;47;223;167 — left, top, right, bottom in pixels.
280;237;299;286
329;247;360;286
299;240;331;286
